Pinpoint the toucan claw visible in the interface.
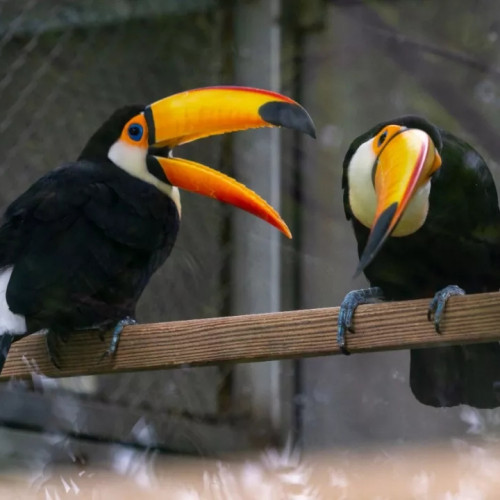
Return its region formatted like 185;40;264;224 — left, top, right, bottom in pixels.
427;285;465;333
45;329;63;369
0;334;13;373
100;316;136;361
337;287;383;354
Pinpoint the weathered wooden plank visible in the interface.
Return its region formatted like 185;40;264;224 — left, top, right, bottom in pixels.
2;292;500;380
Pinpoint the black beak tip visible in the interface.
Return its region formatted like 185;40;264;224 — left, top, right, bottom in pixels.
258;101;316;138
353;254;371;279
353;202;399;279
352;265;363;279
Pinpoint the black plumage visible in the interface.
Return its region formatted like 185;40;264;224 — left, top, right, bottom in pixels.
0;107;178;358
4;162;178;335
343;116;500;408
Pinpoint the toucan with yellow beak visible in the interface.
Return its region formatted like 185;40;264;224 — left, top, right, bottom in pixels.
339;116;500;408
0;86;315;371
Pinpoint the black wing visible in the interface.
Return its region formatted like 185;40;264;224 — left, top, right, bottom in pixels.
1;161;179;329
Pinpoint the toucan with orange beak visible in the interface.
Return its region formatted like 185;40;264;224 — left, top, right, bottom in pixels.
0;86;315;371
339;116;500;408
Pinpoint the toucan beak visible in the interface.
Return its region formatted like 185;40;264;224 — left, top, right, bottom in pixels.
356;127;442;274
142;86;316;238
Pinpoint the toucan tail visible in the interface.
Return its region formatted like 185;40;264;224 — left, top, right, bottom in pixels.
0;333;14;374
410;343;500;408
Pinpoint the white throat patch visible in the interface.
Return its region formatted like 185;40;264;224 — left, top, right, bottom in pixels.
347;138;430;237
107;140;182;217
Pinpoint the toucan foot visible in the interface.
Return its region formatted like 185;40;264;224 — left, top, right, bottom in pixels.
45;329;62;369
338;287;383;354
100;316;136;361
427;285;465;334
0;334;14;373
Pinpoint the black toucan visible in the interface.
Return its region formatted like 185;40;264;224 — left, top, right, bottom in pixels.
339;115;500;408
0;86;315;372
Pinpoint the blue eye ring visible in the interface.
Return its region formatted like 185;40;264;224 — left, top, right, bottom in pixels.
127;123;144;141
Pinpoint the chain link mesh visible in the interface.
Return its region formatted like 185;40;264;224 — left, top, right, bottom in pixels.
0;0;242;455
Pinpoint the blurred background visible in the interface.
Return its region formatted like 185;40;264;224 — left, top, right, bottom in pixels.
1;0;500;496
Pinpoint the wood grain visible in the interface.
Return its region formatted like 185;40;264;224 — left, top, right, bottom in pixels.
2;291;500;380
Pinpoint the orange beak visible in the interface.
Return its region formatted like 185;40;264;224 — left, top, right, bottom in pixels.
142;86;316;238
356;127;442;274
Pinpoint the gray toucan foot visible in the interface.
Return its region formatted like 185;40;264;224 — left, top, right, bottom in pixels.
0;334;13;373
100;316;136;360
427;285;465;334
45;329;62;369
337;287;383;354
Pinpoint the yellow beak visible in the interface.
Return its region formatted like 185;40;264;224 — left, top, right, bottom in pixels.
357;127;441;273
143;86;315;238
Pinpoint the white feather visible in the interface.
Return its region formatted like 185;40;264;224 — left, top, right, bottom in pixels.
108;140;182;217
348;141;378;230
0;266;26;335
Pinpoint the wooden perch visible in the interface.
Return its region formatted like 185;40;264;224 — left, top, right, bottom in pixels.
2;292;500;380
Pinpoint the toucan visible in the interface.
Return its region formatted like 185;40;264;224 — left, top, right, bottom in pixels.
0;86;315;372
339;115;500;408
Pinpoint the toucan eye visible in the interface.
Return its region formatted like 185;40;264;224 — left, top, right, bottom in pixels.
127;123;144;141
377;130;388;147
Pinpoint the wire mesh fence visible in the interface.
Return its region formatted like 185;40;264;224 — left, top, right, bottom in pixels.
4;0;500;492
0;0;248;459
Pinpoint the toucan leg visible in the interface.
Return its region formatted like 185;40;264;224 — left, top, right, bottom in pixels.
45;329;62;369
427;285;465;334
337;287;383;354
100;316;136;360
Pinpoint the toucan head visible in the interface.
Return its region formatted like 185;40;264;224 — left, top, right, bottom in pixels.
79;86;316;238
344;116;443;274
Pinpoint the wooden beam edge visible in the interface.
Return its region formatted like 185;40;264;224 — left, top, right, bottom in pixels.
2;291;500;379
